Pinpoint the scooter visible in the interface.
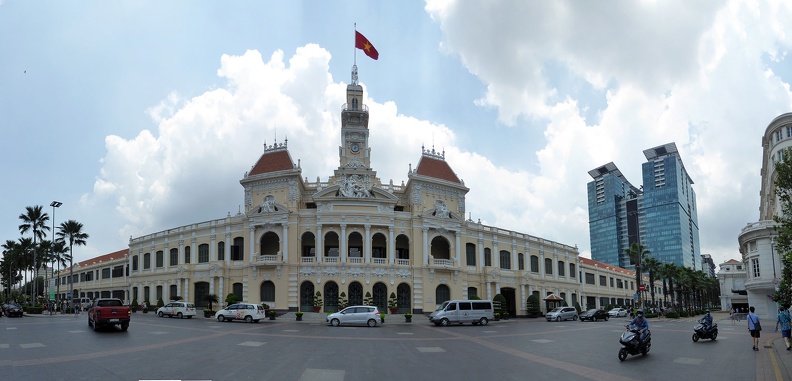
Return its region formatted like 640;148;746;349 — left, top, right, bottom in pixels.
692;319;718;342
618;324;651;361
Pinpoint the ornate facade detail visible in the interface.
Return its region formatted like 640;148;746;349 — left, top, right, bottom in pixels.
299;266;319;277
371;267;389;279
453;271;459;283
289;179;298;202
429;268;434;282
395;269;412;279
338;174;372;198
412;184;422;204
261;195;276;213
434;200;449;218
377;204;394;213
345;160;366;168
345;132;363;141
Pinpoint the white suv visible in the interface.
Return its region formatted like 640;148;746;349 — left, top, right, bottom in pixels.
156;302;196;319
215;303;267;323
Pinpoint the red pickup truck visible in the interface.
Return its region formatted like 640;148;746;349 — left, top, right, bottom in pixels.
88;298;131;331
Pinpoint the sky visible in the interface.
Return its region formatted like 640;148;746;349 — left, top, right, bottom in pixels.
2;0;792;272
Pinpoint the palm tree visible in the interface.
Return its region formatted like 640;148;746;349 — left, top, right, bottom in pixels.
19;205;50;301
659;263;678;308
51;239;70;304
56;220;89;305
1;240;24;299
642;257;661;306
623;243;650;307
16;237;34;301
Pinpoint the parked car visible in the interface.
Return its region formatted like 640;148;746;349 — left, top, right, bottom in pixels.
326;306;382;327
215;303;266;323
546;307;578;322
579;308;609;322
157;302;196;319
609;308;629;317
3;304;23;317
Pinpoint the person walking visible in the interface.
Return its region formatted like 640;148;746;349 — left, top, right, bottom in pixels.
776;306;792;351
748;306;761;351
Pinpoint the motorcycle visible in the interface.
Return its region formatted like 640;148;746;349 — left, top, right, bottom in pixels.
618;324;651;361
692;319;718;342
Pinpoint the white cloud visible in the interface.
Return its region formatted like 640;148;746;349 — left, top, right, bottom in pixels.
425;0;792;267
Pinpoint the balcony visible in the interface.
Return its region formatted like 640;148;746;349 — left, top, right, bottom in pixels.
430;258;455;268
256;254;282;264
396;259;410;266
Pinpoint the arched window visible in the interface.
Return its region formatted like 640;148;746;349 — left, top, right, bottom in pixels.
569;263;576;279
395;234;410;260
260;232;279;256
170;248;178;266
301;232;316;257
169;285;177;300
143;253;151;269
232;283;243;301
530;255;539;272
466;243;476;266
430;236;450;260
500;250;511;269
184;246;191;264
132;255;139;271
155;251;163;267
232;237;244;261
436;284;451;305
260;281;275;303
484;248;492;266
198;244;209;263
217;241;225;261
518;253;525;270
558;260;565;276
544;258;553;275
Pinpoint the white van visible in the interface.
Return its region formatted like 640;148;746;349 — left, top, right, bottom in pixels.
429;300;495;326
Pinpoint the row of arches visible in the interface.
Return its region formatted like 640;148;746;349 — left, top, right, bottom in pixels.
298;281;412;313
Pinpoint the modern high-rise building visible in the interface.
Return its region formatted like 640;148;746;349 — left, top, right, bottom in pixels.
587;142;701;271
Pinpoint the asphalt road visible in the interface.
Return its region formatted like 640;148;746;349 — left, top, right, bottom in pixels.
0;313;753;381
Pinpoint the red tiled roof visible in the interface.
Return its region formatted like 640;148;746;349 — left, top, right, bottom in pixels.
249;150;294;176
544;294;563;301
415;156;461;184
78;249;128;267
579;257;637;278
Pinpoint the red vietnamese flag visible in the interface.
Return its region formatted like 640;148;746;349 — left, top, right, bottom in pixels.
355;31;379;60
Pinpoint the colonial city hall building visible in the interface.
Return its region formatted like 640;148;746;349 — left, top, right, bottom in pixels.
63;67;662;315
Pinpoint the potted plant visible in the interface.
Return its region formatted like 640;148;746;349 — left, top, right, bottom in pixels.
313;291;323;313
268;310;276;320
388;292;398;314
225;293;239;307
130;298;138;313
494;312;500;321
337;292;348;310
295;311;304;321
380;312;386;323
404;313;413;322
142;299;150;313
262;303;270;316
203;293;219;317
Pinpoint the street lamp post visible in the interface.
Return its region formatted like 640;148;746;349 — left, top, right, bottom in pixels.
49;201;62;315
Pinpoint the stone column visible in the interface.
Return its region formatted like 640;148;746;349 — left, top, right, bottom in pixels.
249;227;256;264
478;238;484;269
316;224;323;263
340;224;348;263
422;228;429;266
282;223;289;263
225;232;231;266
455;231;461;267
493;237;500;268
210;233;216;262
388;227;395;265
364;224;371;264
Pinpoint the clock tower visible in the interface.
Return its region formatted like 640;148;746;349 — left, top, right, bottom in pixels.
339;64;371;169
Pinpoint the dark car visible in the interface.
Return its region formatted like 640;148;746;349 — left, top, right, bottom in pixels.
3;304;24;317
579;308;609;322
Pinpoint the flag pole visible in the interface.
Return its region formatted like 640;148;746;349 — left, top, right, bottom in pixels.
353;23;357;66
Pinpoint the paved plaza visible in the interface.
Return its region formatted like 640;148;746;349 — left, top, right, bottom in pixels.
0;311;787;381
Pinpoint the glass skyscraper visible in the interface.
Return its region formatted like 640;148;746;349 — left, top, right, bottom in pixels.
587;142;701;270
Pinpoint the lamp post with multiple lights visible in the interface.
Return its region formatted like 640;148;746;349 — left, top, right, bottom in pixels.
49;201;62;315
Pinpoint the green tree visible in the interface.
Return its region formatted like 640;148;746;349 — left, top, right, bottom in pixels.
50;239;70;304
623;243;650;307
526;294;541;317
56;220;89;304
642;257;661;306
774;154;792;307
203;293;219;311
18;205;50;301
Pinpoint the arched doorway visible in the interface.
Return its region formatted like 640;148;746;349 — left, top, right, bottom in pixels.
373;282;387;312
259;231;280;256
260;281;275;304
299;282;315;312
430;236;451;260
324;282;339;312
397;283;411;313
348;282;363;306
500;287;516;317
194;282;209;308
436;284;451;306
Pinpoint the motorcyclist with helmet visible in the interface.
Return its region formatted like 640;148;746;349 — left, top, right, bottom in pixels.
701;309;713;329
628;308;649;344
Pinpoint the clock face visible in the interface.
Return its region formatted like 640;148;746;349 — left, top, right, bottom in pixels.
351;143;360;153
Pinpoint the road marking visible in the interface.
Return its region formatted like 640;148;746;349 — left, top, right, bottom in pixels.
417;347;445;352
150;331;169;335
283;330;299;332
67;330;84;333
531;339;553;343
396;332;413;335
673;357;704;365
6;327;16;330
239;341;266;347
0;344;8;349
20;343;45;349
483;331;498;333
299;369;344;381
